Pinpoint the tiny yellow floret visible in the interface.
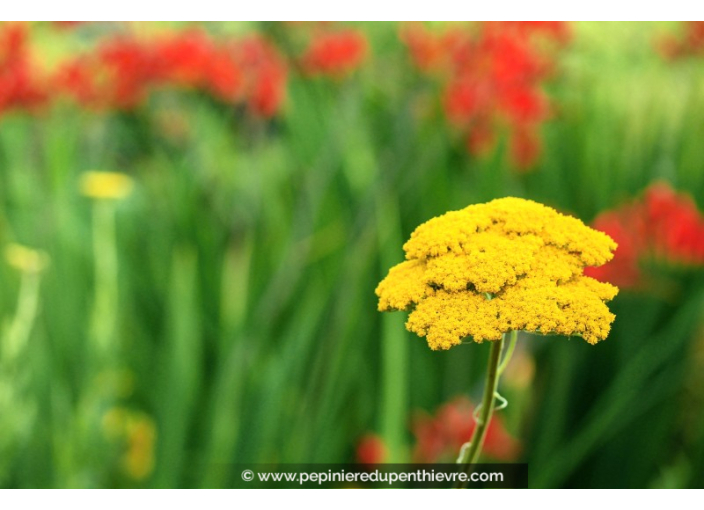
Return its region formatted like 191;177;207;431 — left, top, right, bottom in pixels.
375;198;618;350
80;171;134;200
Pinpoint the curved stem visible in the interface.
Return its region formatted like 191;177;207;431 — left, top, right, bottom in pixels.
498;330;518;376
456;332;506;487
90;201;119;358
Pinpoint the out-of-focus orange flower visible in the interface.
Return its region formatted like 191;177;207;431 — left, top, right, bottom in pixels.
411;396;520;463
355;434;387;465
587;182;704;288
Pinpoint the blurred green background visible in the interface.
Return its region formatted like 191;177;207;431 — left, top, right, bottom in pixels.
2;21;704;489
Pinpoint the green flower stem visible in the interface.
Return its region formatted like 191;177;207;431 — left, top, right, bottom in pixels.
3;269;41;364
456;331;507;487
498;330;518;376
376;192;408;462
90;200;119;358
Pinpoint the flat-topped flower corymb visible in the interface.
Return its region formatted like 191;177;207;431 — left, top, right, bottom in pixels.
376;197;618;350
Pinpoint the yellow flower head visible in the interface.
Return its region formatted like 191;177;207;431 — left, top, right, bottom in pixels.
4;243;49;273
375;198;618;350
80;171;134;200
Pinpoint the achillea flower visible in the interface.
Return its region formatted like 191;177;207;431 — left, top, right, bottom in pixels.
412;396;520;462
376;198;618;350
80;171;134;200
587;182;704;288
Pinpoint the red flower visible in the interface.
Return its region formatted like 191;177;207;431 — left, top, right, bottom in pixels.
152;30;215;88
205;47;243;103
586;205;645;288
0;22;48;114
53;30;286;116
54;57;100;107
645;183;704;263
402;21;568;170
586;182;704;288
356;434;387;465
411;396;520;463
658;22;704;60
94;36;157;109
233;36;287;117
302;29;367;76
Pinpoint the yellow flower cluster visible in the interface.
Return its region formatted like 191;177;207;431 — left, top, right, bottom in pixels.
376;198;618;350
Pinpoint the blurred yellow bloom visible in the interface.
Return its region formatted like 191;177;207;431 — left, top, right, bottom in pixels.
123;417;156;481
4;243;49;273
102;407;156;481
376;197;618;350
80;171;134;200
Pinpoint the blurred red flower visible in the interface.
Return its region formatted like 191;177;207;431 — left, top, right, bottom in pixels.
412;396;520;463
657;21;704;60
587;182;704;288
53;29;286;116
355;396;520;465
0;22;48;114
355;434;387;465
587;205;645;288
401;21;569;170
233;35;287;117
301;29;367;76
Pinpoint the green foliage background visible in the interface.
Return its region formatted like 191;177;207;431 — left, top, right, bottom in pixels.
2;21;704;488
